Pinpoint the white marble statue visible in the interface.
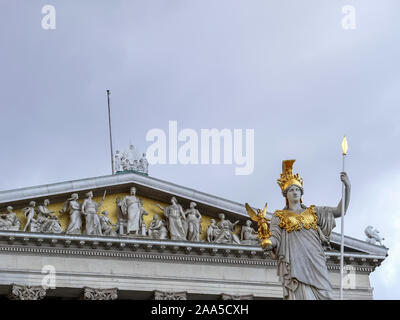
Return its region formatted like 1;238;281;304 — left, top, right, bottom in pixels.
207;219;218;242
0;206;21;231
114;151;122;172
121;156;130;171
81;191;104;236
156;197;187;241
184;202;202;242
60;193;82;234
364;226;385;246
120;187;143;235
263;160;351;300
23;201;36;232
100;210;117;236
213;213;240;244
115;197;127;235
132;160;139;171
148;214;168;240
139;153;149;174
36;199;63;234
240;220;260;245
123;144;140;164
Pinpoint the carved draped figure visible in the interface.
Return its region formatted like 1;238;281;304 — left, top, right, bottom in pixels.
148;219;168;240
0;212;20;231
36;205;63;234
164;204;187;241
121;195;142;234
82;199;102;235
63;200;82;234
186;210;201;242
214;220;240;244
269;205;336;300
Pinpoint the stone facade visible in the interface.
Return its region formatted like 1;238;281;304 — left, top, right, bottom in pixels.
0;173;388;300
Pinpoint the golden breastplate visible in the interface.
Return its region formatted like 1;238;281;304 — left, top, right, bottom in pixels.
274;205;318;232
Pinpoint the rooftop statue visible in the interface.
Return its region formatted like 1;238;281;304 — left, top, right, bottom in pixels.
114;151;122;172
114;145;148;175
364;226;385;246
246;159;351;300
0;206;21;231
123;144;140;164
139;153;149;174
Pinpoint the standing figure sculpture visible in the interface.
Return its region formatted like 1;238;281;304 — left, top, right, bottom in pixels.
36;199;63;234
184;202;202;242
114;152;122;172
156;197;187;241
120;187;144;235
213;214;240;244
81;191;105;236
0;206;21;231
139;153;149;174
251;159;351;300
115;197;127;235
124;144;139;165
23;201;37;232
60;193;82;234
207;219;218;242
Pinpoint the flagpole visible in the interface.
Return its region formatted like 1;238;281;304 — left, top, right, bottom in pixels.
339;135;348;300
106;90;115;175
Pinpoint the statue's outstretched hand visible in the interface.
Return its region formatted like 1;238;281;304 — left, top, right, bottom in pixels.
340;172;350;188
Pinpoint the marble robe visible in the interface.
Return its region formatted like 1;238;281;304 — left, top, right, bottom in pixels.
269;206;336;300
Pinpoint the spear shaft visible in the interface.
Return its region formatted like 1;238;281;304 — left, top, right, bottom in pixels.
106;90;114;175
339;135;348;300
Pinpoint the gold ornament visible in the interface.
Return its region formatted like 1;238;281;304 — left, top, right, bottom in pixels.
277;159;303;192
245;203;272;249
274;205;317;233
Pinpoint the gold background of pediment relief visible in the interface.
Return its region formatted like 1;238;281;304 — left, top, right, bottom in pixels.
12;193;241;241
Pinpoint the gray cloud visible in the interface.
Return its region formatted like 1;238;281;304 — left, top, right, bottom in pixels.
0;0;399;298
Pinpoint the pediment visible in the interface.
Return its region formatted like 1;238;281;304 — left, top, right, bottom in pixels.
0;172;389;259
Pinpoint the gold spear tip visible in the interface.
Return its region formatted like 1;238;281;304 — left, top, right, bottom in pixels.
341;135;348;155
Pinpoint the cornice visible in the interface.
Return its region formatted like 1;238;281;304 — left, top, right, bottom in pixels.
0;231;383;272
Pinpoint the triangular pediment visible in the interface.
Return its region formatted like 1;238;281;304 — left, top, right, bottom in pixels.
0;172;389;259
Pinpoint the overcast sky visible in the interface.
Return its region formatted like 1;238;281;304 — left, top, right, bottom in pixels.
0;0;399;299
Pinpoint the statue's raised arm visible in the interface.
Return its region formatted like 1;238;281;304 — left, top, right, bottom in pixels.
331;172;351;218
